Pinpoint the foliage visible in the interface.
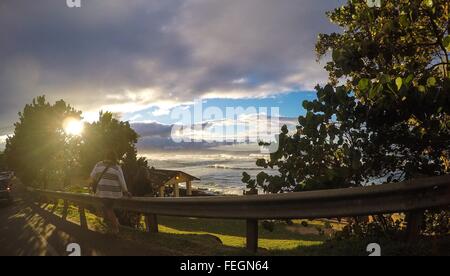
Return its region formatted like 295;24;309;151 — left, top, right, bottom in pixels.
316;0;450;88
244;0;450;193
4;98;153;228
78;112;154;228
4;97;152;200
244;85;373;193
4;96;82;188
244;81;450;194
243;0;450;238
300;235;449;256
423;208;450;236
335;216;404;241
0;151;7;171
79;112;139;176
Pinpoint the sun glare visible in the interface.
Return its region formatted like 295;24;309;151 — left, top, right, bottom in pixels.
63;118;84;136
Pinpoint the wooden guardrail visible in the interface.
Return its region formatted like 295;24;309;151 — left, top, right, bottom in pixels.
30;175;450;252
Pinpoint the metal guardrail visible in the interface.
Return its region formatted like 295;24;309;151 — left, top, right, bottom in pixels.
30;175;450;252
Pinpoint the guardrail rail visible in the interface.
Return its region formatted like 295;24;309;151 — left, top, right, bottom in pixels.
29;175;450;252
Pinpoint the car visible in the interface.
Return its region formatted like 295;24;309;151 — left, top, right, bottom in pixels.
0;171;14;179
0;172;13;204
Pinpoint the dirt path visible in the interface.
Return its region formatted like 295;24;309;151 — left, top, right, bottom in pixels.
0;181;179;256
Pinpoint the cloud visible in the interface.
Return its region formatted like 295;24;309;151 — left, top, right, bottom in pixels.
0;0;342;128
0;135;8;150
132;113;298;152
132;122;173;138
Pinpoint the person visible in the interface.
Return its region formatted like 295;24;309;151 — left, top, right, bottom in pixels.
90;150;132;234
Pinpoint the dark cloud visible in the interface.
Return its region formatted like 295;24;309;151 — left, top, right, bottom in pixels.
131;114;299;152
132;122;173;138
0;0;343;133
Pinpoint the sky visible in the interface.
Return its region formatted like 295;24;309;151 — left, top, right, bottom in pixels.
0;0;344;151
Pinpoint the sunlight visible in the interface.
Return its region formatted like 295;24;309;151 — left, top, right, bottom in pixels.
63;117;84;136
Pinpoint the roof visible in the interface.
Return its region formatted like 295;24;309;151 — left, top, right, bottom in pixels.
147;168;200;187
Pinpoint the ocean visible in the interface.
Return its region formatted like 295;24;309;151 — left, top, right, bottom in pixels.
141;151;271;195
141;150;394;195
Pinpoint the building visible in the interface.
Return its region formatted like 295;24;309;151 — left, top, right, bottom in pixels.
147;168;200;197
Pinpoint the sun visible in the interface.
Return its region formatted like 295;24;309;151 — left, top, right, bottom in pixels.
63;118;84;136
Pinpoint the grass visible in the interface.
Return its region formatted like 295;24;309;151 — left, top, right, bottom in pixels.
156;216;331;251
55;184;335;250
40;201;449;256
41;201;340;255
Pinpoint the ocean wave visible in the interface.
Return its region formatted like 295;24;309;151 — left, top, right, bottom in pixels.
206;164;261;171
142;153;269;162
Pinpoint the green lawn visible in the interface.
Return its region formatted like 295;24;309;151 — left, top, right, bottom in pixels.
41;201;338;255
157;216;328;251
41;201;449;256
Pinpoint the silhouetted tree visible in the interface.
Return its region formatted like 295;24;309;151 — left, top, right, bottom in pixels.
79;112;150;228
0;151;7;171
4;96;82;188
79;112;139;176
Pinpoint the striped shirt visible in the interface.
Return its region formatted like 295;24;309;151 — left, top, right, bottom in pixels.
90;161;129;199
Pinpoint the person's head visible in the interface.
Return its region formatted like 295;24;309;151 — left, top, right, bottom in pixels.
104;150;118;164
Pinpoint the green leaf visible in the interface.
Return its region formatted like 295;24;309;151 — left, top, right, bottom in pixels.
332;49;342;62
444;36;450;51
369;84;383;99
358;78;370;91
399;14;409;28
395;77;403;91
404;74;414;86
418;85;426;93
423;0;433;8
427;77;437;87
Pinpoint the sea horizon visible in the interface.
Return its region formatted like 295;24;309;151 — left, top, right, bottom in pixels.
139;150;271;195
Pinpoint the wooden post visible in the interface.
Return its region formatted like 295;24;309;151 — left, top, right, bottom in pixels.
174;183;180;198
159;186;165;197
79;206;88;229
405;210;424;242
186;181;192;196
246;219;258;253
145;214;159;233
62;200;69;221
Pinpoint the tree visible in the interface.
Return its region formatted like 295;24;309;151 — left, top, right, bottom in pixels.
244;0;450;194
4;96;82;188
79;111;150;228
5;97;150;228
243;0;450;239
244;85;373;193
316;0;450;89
79;111;139;177
0;151;7;171
5;98;148;193
316;0;450;181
